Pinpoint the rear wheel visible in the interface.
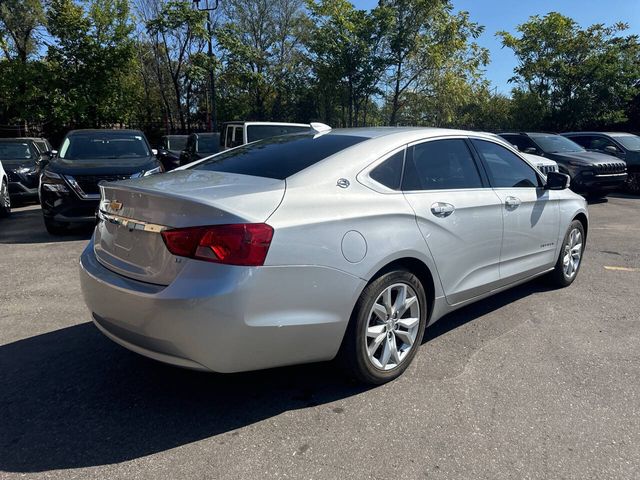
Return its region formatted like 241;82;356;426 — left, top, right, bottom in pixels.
44;217;68;235
0;180;10;217
548;220;585;288
340;269;427;384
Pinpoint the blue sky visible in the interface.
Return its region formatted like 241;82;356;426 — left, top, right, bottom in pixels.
353;0;640;94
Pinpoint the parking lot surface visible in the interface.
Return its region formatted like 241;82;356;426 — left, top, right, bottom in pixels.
1;198;639;480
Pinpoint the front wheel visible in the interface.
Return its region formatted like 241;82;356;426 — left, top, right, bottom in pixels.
548;220;585;288
626;172;640;195
0;180;10;217
340;269;427;384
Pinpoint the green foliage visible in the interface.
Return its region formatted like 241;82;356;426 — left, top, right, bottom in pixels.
499;12;640;130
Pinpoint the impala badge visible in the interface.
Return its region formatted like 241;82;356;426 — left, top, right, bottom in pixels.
109;200;123;211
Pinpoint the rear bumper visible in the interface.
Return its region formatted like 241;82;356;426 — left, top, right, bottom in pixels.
80;240;365;373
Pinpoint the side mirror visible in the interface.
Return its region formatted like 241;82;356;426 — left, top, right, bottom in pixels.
604;145;618;155
545;171;570;190
523;147;538;154
151;148;158;156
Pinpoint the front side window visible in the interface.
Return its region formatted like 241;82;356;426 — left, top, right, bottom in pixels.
471;139;540;188
59;132;150;160
370;149;404;190
196;135;220;154
402;139;483;191
500;134;538;153
192;133;367;180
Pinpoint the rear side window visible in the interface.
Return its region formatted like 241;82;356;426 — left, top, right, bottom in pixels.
471;139;541;188
191;134;367;180
402;139;483;191
370;150;404;190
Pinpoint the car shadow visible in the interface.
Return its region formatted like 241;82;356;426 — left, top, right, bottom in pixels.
423;278;553;343
0;206;93;244
586;197;609;205
0;278;554;473
0;322;371;473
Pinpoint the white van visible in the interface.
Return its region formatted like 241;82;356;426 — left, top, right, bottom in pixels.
221;122;311;150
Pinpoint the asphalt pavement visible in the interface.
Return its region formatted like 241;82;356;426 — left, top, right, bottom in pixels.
0;197;638;480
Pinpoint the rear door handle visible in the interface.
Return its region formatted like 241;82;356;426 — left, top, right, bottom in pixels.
430;202;455;218
505;196;521;209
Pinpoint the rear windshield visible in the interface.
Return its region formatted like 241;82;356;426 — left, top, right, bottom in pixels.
191;133;367;179
0;142;33;160
246;125;310;143
166;136;187;151
197;135;220;154
59;132;150;160
530;134;584;153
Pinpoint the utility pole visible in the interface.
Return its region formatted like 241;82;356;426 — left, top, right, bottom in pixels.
192;0;219;132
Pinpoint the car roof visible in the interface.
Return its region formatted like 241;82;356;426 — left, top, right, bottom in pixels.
563;131;635;137
66;129;144;136
0;137;43;142
193;132;220;137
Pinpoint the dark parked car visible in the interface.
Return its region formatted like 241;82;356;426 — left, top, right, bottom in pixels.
498;132;627;198
179;133;220;166
156;134;188;171
40;129;163;234
0;137;54;202
561;132;640;194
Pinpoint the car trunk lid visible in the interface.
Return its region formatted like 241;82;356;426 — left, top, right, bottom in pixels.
94;170;285;285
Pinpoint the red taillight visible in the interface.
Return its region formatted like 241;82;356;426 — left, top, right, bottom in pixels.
161;223;274;266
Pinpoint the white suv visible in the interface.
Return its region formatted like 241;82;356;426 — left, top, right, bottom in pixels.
221;122;311;150
0;158;10;217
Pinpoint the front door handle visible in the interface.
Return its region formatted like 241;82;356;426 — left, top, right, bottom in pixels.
505;196;521;210
430;202;455;218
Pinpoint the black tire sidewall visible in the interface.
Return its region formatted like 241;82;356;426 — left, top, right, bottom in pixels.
346;269;427;384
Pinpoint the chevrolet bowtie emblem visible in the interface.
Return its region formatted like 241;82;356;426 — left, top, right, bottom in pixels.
109;200;123;211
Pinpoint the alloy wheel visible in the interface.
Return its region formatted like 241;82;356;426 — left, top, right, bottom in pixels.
563;228;583;278
1;181;9;211
365;282;421;371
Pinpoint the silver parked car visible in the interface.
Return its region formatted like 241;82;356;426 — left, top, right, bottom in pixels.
80;128;588;384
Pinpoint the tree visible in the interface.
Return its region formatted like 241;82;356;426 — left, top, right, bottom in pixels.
379;0;488;125
146;1;207;131
499;12;640;130
307;0;388;127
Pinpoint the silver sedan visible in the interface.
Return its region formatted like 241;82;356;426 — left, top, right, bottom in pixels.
80;128;588;384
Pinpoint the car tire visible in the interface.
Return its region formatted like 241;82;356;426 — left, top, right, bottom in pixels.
44;217;68;235
0;179;10;217
339;269;427;385
548;220;585;288
626;172;640;195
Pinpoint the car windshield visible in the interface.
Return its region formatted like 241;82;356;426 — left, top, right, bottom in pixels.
166;136;187;151
530;134;584;153
196;135;220;154
191;133;367;179
0;142;32;160
246;125;310;143
59;132;150;160
612;134;640;151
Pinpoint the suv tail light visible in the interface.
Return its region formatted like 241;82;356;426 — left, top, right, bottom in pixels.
161;223;274;266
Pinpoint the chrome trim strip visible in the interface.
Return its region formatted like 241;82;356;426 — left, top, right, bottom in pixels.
594;173;627;177
64;175;101;200
97;210;169;233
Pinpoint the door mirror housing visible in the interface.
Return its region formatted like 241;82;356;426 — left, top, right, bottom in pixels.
545;171;570;190
604;145;618;155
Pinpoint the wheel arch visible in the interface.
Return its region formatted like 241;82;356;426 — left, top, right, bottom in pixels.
573;212;588;239
366;257;436;323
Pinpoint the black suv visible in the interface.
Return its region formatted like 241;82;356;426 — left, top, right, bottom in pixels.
499;132;627;198
39;129;163;234
156;134;188;171
561;132;640;194
0;137;54;202
179;133;220;166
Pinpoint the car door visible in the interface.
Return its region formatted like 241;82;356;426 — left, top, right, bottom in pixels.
401;137;504;305
470;138;560;281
